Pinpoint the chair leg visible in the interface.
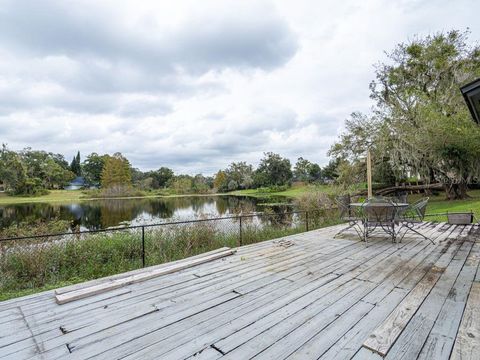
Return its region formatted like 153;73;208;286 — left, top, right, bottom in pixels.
407;226;435;245
396;225;407;243
364;224;368;247
394;225;399;249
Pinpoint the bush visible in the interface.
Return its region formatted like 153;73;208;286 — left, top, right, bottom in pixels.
0;218;70;239
293;191;339;230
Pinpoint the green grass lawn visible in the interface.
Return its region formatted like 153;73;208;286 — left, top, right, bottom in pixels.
409;189;480;221
0;190;85;205
231;184;333;198
0;189;225;205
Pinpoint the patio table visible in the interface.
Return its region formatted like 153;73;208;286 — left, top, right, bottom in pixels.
349;202;409;244
349;202;409;209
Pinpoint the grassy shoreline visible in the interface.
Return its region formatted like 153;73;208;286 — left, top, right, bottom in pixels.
2;186;480;218
230;184;332;198
0;189;235;205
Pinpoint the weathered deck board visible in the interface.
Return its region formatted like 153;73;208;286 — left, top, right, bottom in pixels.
0;222;478;360
450;282;480;360
417;240;480;360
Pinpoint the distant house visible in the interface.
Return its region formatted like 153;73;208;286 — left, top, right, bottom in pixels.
65;176;86;190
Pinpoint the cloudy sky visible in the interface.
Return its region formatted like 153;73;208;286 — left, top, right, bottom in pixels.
0;0;478;174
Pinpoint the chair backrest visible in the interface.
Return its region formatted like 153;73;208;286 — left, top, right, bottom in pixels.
412;197;429;220
364;200;396;222
397;192;408;204
335;195;351;218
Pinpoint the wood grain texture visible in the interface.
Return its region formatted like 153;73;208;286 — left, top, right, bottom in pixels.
2;222;479;360
55;248;236;304
362;265;444;356
451;282;480;360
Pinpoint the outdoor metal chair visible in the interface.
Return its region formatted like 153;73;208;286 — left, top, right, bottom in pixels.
389;192;408;204
396;197;434;244
397;192;408;204
363;198;397;247
334;195;364;239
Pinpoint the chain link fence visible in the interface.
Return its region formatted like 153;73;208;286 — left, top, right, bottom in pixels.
0;209;339;300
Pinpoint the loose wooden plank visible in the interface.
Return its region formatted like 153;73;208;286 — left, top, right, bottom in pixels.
450;282;480;360
55;248;236;304
54;246;233;295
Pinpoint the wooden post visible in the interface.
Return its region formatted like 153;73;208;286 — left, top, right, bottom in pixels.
141;226;145;268
367;149;373;199
239;216;243;247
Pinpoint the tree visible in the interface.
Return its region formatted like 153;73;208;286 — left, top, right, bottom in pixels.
130;168;146;186
308;163;322;182
328;112;394;184
192;174;210;193
69;151;82;177
322;158;341;181
374;30;480;198
75;151;81;176
225;161;254;190
83;153;107;185
152;167;174;188
100;153;132;188
0;145;27;193
255;152;292;187
293;157;320;181
171;176;193;194
0;146;74;193
41;158;75;189
330;30;480;198
214;170;228;192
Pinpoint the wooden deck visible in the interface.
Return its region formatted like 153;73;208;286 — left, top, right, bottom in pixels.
1;222;479;359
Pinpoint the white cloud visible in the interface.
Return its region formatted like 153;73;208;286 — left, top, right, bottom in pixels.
0;0;478;174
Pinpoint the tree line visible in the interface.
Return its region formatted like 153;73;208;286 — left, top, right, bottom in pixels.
213;152;325;192
0;146;334;196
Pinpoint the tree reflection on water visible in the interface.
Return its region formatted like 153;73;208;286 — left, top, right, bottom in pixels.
0;195;293;232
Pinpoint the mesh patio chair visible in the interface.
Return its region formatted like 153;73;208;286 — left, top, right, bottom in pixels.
363;198;398;247
334;195;364;239
396;197;434;244
397;192;408;204
388;192;408;204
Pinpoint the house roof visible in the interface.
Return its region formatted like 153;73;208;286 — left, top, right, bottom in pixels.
70;176;86;185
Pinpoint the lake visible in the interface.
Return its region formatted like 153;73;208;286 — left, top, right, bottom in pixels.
0;195;293;232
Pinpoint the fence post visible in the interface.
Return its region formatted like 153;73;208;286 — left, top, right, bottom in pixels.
239;216;243;247
141;226;145;268
305;210;309;232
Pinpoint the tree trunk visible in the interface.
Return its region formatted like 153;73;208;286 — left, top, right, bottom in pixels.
444;182;470;200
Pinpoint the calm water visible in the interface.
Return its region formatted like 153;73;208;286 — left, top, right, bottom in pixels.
0;195;293;231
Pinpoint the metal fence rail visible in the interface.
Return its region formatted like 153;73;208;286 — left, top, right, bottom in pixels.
0;209;332;267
